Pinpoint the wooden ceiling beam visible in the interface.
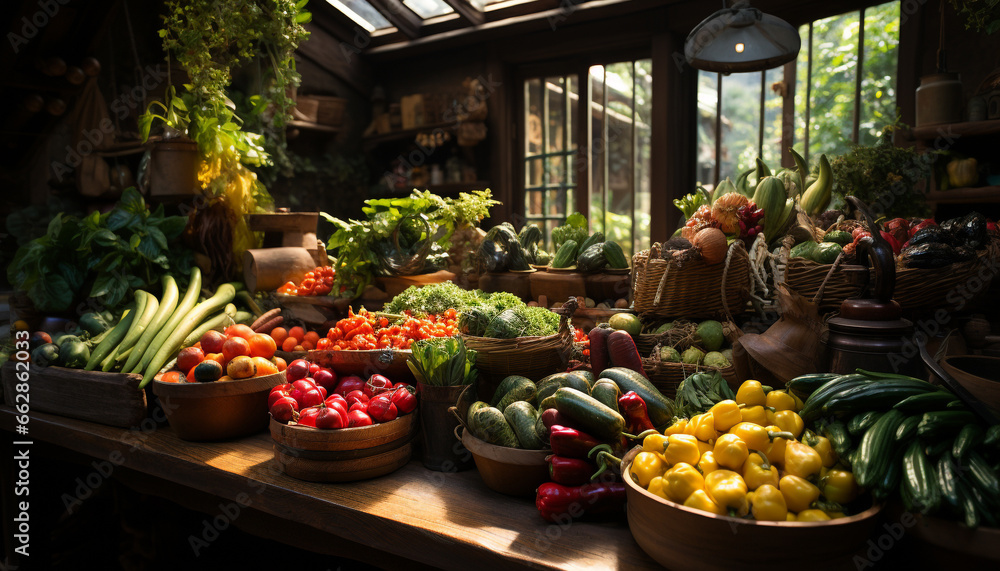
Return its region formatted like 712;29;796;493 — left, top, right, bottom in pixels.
440;0;485;26
367;0;424;38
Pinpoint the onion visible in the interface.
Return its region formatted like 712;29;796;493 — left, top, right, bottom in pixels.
692;228;727;265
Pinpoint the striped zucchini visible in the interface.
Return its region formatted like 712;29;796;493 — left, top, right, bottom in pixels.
471;406;520;448
504;401;545;449
552;387;625;441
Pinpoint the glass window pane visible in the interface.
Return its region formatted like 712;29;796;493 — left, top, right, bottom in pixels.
761;66;784;168
632;59;652;259
604;62;634;252
526;79;543;158
526;157;544;188
861;1;899;145
546;77;566;154
696;71;719;187
794;23;810;161
326;0;392;31
720;72;762;177
402;0;454;18
589;65;606;237
808;10;859;158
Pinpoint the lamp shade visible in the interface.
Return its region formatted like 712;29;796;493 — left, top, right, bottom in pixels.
685;2;801;73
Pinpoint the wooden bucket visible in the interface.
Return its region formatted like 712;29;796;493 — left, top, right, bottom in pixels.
307;349;414;383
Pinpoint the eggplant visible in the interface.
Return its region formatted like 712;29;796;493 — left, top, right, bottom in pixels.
939;217;960;237
479;238;508;272
900;242;960;269
907;226;953;248
956;211;988;250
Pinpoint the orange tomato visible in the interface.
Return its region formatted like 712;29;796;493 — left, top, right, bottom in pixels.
272;356;287;371
300;340;314;351
222;337;251;361
216;375;234;383
287;326;305;343
252;356;279;377
293;345;305;352
316;338;331;351
248;333;277;359
205;352;226;365
270;327;288;346
303;330;320;345
281;337;298;352
226;323;256;340
177;346;205;373
161;371;186;383
227;356;256;379
200;330;227;354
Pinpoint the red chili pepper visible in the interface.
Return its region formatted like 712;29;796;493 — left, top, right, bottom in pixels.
390;385;417;415
548;425;603;459
546;455;597;486
535;481;627;523
618;391;656;434
367;394;398;423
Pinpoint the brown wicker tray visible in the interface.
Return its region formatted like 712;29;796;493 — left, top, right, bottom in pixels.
639;320;743;398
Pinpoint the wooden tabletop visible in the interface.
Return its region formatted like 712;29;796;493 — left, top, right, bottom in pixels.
0;407;660;571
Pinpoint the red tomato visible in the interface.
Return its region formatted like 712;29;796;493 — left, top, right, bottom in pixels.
349;401;368;413
268;383;293;408
325;393;348;409
296;406;320;427
364;374;394;398
286;359;310;381
348;410;373;427
315;406;346;429
290;379;324;408
367;395;398;423
308;363;321;376
333;375;366;397
324;399;349;424
345;390;369;408
390;386;418;415
313;368;337;392
269;396;298;423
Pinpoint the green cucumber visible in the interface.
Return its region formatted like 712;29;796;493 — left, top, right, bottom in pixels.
504;401;544;450
916;411;976;439
893;391;960;413
536;372;591;401
589;379;622;414
551;387;626;441
799;374;870;421
494;376;537;412
598;367;674;426
895;415;921;442
902;440;941;515
952;424;984;460
937;452;961;513
466;401;490;440
854;409;905;489
820;420;852;457
785;373;840;398
84;303;136;371
848;411;884;436
821;381;940;415
123;274;179;374
471;406;520;448
966;451;1000;502
491;375;535;407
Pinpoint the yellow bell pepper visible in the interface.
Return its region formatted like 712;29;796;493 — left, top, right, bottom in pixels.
826;511;847;519
804;430;837;468
705;470;749;515
683;489;726;515
820;468;859;504
663;462;705;503
772;410;805;439
686;412;718;442
697;439;713;455
947;156;978;188
646;476;670;501
796;509;832;522
662;434;701;466
749;484;787;521
710;399;742;432
735;380;766;406
729;422;793;452
630;451;666;487
764;424;790;467
784;440;823;479
779;475;821;513
742;450;779;490
786;513;797;522
740;405;771;426
697;451;719;476
665;418;688;435
713;433;750;470
765;389;798;412
642;432;669;454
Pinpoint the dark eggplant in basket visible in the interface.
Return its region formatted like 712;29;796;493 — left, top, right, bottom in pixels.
955;211;988;250
900;242;959;269
907;226;953;248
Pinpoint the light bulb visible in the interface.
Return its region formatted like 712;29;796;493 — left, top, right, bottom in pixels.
735;42;745;53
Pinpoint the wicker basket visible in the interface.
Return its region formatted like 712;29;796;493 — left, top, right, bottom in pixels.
461;313;574;397
632;241;751;320
639;321;742;398
783;239;1000;314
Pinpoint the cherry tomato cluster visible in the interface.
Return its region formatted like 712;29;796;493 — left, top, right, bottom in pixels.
268;358;417;429
319;307;459;351
573;327;590;357
277;266;335;296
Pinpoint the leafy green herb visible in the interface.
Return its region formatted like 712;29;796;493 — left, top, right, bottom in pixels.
550;212;589;250
673;191;707;220
407;336;477;387
383;282;484;316
7;188;193;312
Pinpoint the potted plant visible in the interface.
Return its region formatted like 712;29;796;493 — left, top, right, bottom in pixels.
139;0;311;282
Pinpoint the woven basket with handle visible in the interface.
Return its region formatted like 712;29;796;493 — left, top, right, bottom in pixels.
632;240;751;320
639;320;742;398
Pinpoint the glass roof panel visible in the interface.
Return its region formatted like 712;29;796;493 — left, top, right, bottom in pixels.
402;0;455;19
326;0;392;31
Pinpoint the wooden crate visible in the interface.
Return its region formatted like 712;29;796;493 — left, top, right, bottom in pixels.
1;361;147;428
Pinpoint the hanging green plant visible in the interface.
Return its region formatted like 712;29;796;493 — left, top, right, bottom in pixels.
949;0;1000;35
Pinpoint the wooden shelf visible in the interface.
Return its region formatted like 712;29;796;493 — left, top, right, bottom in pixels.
287;120;340;134
913;119;1000;141
926;186;1000;205
363;120;460;145
0;406;659;571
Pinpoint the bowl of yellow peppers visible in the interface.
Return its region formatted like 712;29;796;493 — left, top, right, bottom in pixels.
622;379;883;571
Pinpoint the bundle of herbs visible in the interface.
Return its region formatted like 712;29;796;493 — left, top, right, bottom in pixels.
407;336;477;386
7;188;193;313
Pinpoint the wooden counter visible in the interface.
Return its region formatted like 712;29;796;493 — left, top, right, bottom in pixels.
0;407;659;570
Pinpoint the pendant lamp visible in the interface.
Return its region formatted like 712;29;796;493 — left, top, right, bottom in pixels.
685;0;801;73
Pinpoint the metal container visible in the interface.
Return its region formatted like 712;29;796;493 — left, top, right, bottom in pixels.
417;382;474;472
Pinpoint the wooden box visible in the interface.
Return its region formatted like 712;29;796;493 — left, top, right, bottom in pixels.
1;361;147;428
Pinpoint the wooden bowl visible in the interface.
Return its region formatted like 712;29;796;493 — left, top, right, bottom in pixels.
622;454;884;571
887;502;1000;565
940;355;1000;412
152;372;286;441
270;412;418;482
460;427;550;497
307;349;413;383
